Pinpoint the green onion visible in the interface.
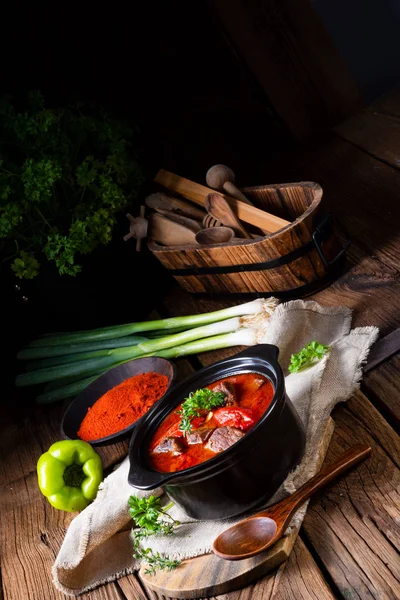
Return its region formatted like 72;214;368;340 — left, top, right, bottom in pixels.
34;327;260;402
25;354;107;371
146;324;204;338
41;371;106;392
16;317;245;387
144;328;259;359
19;336;149;360
17;298;280;401
27;299;271;347
36;373;105;403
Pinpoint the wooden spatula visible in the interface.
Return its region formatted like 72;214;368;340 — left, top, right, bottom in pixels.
205;193;252;239
150;212;198;246
145;192;206;221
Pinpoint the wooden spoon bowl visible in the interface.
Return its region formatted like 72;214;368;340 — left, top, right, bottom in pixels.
213;444;372;560
196;227;235;245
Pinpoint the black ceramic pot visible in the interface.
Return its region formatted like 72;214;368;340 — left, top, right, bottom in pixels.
128;345;305;520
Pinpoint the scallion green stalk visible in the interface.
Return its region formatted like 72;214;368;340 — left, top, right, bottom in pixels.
18;335;149;361
16;317;245;386
36;373;105;403
27;299;272;347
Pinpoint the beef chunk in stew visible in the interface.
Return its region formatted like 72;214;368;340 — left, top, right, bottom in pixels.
153;436;185;456
186;427;215;445
253;377;267;390
205;426;244;453
213;381;237;406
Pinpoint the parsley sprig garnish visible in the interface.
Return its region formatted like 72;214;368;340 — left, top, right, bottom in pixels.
133;547;181;576
288;341;330;373
176;388;226;435
128;495;181;575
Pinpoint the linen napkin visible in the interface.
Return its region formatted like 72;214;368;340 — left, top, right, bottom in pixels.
53;299;379;597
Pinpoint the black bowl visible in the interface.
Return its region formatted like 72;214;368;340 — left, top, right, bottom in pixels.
128;345;305;520
60;357;176;446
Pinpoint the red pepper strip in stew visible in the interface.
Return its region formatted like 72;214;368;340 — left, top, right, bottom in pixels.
213;407;256;431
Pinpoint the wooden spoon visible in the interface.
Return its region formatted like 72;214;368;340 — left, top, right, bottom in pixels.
206;164;251;204
206;165;270;235
212;444;372;561
205;193;251;239
195;227;235;245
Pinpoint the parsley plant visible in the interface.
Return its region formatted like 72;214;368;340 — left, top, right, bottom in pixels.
0;91;143;279
128;495;181;575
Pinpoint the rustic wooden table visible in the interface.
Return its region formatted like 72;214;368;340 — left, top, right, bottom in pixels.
1;90;400;600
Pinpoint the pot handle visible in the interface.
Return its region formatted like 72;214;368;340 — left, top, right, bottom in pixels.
128;462;175;490
230;344;280;364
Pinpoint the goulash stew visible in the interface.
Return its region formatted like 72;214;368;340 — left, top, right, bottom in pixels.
149;373;274;473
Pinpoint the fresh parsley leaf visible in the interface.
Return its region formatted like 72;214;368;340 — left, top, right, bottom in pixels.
128;495;181;575
11;251;40;279
176;388;226;435
133;547;181;576
288;341;330;373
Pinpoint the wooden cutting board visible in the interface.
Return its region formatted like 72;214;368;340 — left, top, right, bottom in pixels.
139;417;335;598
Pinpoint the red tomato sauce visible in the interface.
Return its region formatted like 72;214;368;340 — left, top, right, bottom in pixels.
149;373;274;473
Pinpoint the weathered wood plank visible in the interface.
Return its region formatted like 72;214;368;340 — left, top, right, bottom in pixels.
363;328;400;373
302;390;400;600
272;537;336;600
0;490;127;600
363;355;400;430
335;86;400;169
211;0;363;138
117;576;151;600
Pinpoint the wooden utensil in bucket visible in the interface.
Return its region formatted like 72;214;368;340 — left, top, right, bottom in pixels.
149;174;350;296
149;212;199;246
205;193;251;239
154;169;290;233
195;227;235;245
206;164;271;235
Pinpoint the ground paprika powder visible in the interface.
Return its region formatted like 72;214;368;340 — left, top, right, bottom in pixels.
77;372;169;442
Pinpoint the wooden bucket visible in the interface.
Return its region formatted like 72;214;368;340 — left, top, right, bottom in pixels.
148;182;349;297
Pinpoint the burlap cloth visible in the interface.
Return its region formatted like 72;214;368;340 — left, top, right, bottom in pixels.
52;300;379;596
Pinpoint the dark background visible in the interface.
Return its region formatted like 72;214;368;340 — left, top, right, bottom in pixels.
1;1;287;393
314;0;400;101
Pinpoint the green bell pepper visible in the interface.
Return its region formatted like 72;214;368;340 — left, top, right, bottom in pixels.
37;439;103;512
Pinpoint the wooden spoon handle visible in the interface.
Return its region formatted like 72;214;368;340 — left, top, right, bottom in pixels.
205;193;252;239
154;169;290;233
271;444;372;522
222;181;270;235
